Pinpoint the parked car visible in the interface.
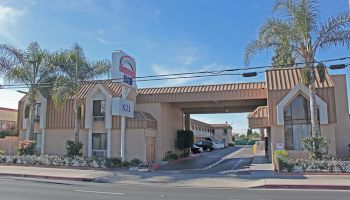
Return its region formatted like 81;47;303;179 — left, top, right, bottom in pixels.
191;144;203;153
195;141;214;152
211;140;225;149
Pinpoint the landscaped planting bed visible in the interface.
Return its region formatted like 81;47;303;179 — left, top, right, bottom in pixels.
0;155;142;169
276;158;350;174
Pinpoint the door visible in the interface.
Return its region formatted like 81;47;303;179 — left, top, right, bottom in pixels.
146;137;155;162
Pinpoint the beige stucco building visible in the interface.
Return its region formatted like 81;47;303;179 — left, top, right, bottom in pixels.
0;107;17;131
16;67;350;162
190;119;233;145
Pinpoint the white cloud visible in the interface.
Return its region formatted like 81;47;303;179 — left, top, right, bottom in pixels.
150;64;191;86
0;4;23;46
96;36;116;45
0;89;24;109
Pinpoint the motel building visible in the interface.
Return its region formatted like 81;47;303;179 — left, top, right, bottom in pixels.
190;119;233;145
16;51;350;162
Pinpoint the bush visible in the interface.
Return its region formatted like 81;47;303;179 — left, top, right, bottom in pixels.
273;150;289;170
175;130;194;150
163;151;179;161
0;125;19;138
302;136;329;160
179;151;190;158
228;142;235;147
0;149;5;156
17;140;36;156
234;140;256;145
129;158;142;167
65;140;83;157
104;157;122;168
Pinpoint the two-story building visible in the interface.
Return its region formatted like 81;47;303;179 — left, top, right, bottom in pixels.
15;54;350;162
0;107;17;131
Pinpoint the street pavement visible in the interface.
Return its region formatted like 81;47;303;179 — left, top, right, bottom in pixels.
1;147;350;191
1;177;350;200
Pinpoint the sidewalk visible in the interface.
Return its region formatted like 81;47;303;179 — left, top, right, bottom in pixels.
0;165;116;181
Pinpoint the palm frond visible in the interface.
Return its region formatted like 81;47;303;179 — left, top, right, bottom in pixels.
244;39;278;66
314;13;350;52
0;44;26;75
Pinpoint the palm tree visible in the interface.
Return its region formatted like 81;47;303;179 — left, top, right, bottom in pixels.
0;42;56;140
244;0;350;137
51;44;110;142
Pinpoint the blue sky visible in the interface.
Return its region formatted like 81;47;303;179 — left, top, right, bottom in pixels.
0;0;349;134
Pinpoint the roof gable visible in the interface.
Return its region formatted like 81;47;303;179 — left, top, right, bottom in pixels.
266;67;334;91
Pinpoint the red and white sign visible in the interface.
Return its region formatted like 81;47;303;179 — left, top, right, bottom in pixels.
111;50;136;87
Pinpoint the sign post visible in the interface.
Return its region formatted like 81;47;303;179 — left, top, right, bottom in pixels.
111;50;136;161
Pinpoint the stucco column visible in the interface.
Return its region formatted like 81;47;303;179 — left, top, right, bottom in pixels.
88;129;92;157
259;128;265;141
184;113;190;131
41;129;45;155
107;129;112;158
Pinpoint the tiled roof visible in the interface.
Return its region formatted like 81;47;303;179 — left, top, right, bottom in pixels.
138;82;266;95
266;67;334;91
248;106;268;118
0;107;17;112
72;80;122;99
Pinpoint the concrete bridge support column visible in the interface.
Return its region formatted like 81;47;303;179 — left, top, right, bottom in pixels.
184;113;191;131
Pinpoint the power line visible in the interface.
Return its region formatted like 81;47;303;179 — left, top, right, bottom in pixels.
1;56;350;89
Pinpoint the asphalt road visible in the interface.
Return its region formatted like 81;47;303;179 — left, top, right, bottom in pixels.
1;177;350;200
159;146;253;175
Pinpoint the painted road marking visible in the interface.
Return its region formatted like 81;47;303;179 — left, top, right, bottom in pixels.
74;189;125;195
201;148;246;170
231;158;243;170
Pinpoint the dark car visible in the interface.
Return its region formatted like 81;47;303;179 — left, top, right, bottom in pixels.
195;141;214;152
191;144;203;153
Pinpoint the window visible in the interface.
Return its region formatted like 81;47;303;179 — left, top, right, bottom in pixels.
93;100;106;121
284;95;319;150
92;133;107;157
223;129;228;135
34;103;41;122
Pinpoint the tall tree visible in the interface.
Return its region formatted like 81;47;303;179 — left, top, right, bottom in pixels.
244;0;350;137
0;42;56;140
51;44;110;141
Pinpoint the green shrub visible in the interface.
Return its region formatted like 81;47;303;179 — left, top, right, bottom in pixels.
179;151;190;158
129;159;142;167
302;136;329;160
64;140;83;157
104;158;122;168
0;149;5;156
17;140;36;156
175;130;194;150
273;150;289;169
228;142;235;146
163;151;179;161
234;140;256;145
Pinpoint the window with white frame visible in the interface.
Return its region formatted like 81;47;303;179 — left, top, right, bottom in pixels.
92;133;107;157
284;95;320;150
93;100;106;121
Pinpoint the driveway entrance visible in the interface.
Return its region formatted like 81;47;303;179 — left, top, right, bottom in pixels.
159;146;253;175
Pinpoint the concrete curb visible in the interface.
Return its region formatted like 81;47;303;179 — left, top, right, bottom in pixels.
263;184;350;190
0;173;95;182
